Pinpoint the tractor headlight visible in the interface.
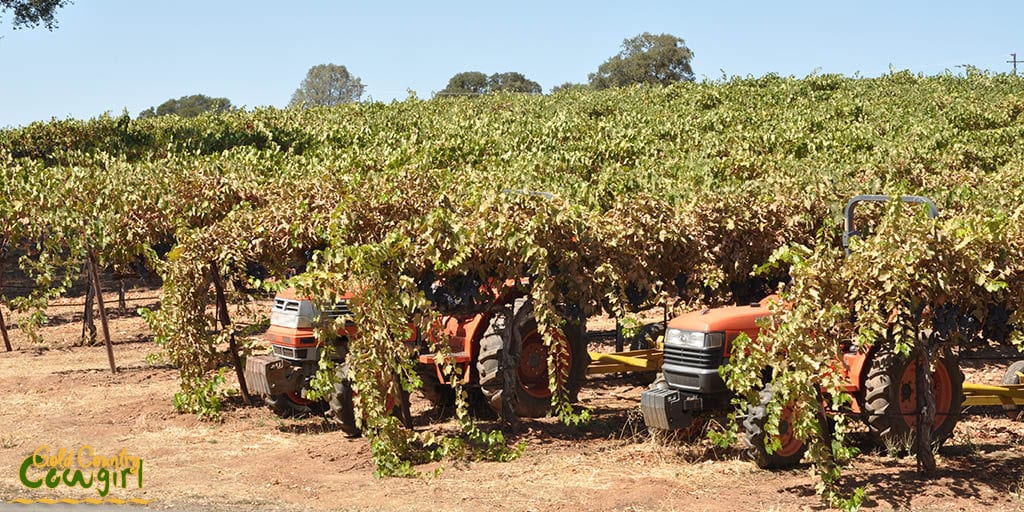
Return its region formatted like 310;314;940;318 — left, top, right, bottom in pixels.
664;328;725;349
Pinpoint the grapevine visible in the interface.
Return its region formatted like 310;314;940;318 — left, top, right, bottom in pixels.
3;72;1024;501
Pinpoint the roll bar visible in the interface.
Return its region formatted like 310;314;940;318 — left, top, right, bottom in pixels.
842;195;938;254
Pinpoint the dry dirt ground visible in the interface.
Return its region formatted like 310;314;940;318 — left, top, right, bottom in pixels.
0;275;1023;511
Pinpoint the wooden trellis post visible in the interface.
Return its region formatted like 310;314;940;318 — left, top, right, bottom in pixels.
0;304;10;352
209;262;251;405
0;292;10;352
81;266;97;345
0;245;10;351
0;255;10;351
86;247;117;374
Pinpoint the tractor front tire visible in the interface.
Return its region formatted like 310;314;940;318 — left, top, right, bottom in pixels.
328;363;413;436
743;384;807;469
861;347;964;450
328;363;362;437
266;392;327;419
476;299;589;418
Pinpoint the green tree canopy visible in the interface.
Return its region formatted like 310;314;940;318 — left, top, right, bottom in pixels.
137;94;233;119
488;72;542;94
589;32;695;89
436;71;542;97
289;64;365;108
436;71;489;97
1;0;70;29
550;82;587;94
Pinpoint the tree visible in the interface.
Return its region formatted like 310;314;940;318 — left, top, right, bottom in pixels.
436;71;489;97
436;71;541;97
289;64;365;108
137;94;233;119
1;0;71;30
488;72;541;94
589;32;695;90
550;82;587;94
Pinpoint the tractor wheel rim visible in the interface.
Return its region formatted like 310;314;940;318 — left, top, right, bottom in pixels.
518;330;551;398
775;405;803;458
517;329;573;399
898;358;953;430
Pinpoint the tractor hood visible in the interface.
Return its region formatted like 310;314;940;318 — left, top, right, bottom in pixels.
667;295;778;333
274;287;356;302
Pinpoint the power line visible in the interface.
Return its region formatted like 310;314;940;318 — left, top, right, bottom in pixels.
1008;52;1022;75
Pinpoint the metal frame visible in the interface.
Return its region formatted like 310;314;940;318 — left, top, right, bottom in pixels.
587;349;663;375
963;382;1024;406
843;194;938;254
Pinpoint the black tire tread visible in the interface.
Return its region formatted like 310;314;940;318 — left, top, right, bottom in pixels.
476;299;589;418
742;383;806;469
862;347;963;448
266;393;327;419
328;363;362;437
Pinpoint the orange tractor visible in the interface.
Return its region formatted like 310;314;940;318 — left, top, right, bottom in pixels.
641;294;965;468
244;279;590;434
641;195;967;468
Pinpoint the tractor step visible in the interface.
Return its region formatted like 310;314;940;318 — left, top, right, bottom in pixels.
417;351;471;365
416;351;472;385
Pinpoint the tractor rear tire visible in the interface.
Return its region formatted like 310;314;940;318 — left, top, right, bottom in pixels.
266;392;328;419
743;383;806;469
477;299;589;418
861;347;963;450
328;363;362;437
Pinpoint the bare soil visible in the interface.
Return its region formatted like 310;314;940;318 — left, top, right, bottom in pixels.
0;272;1023;511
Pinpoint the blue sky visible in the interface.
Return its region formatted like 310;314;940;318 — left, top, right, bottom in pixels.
0;1;1019;128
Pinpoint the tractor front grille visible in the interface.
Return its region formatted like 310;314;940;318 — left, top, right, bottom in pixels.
662;345;723;370
273;345;313;361
274;298;301;313
322;300;351;319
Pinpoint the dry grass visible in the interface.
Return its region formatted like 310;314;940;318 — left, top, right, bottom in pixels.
2;282;1023;511
0;432;17;449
